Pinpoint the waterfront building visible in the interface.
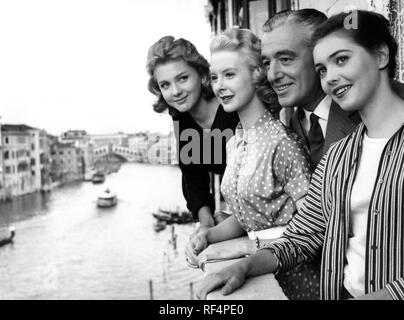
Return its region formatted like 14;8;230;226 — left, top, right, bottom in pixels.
127;132;149;162
51;141;84;185
89;133;128;149
39;132;57;191
60;130;95;177
1;124;41;197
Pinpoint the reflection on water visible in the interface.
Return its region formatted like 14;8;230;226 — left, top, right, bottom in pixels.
0;163;203;300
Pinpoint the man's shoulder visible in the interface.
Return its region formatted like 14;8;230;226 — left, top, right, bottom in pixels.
328;101;361;124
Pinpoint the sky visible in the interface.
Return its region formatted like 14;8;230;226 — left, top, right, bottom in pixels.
0;0;212;136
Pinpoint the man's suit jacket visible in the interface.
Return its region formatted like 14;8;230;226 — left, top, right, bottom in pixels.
290;101;362;160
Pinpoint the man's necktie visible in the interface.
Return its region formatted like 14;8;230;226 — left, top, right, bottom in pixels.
307;113;324;167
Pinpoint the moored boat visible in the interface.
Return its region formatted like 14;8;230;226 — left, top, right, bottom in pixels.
152;207;193;224
153;220;167;232
0;226;15;248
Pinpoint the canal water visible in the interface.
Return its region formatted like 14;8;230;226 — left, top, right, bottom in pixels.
0;163;204;300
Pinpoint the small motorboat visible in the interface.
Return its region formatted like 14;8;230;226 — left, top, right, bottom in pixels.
92;171;105;184
97;188;117;208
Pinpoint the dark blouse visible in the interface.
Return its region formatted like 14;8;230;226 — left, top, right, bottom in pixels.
170;105;239;220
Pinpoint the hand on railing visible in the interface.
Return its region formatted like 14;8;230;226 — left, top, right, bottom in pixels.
194;260;248;300
185;228;209;268
197;238;256;269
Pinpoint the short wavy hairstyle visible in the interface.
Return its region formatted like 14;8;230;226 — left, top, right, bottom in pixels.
146;36;215;114
209;28;281;115
263;9;327;48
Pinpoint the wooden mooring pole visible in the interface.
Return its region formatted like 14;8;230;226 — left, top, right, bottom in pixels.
189;282;194;300
149;279;154;300
171;225;177;250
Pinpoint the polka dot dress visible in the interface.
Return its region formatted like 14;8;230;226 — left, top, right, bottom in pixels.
221;110;312;233
275;256;321;300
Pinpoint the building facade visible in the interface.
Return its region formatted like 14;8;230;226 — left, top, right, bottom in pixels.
39;131;57;192
89;133;128;149
60;130;95;176
1;125;41;197
50;142;84;185
127;132;149;163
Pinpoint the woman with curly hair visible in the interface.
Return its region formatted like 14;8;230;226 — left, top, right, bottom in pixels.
146;37;239;232
185;28;312;269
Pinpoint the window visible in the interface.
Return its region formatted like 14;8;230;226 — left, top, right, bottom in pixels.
18;161;29;172
18;137;27;144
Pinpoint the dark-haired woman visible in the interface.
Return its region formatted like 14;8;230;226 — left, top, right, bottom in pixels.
195;10;404;300
147;37;239;232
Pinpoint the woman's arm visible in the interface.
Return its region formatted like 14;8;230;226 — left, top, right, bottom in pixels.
206;214;246;244
195;247;279;299
261;153;328;272
180;164;216;225
197;206;215;229
185;215;247;266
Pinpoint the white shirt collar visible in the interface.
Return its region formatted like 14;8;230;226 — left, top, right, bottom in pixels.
303;95;332;121
301;95;332;137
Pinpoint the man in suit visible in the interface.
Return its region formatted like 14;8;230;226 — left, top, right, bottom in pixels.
261;9;361;167
257;8;360;299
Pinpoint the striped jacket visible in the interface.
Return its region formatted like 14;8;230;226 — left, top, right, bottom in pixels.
264;122;404;300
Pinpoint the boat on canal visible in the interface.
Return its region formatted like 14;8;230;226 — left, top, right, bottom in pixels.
92;171;106;184
152;207;193;224
0;226;15;248
153;220;167;232
97;189;118;208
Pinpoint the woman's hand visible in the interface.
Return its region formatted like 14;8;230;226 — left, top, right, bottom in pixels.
185;229;209;267
196;238;256;268
194;261;248;300
189;224;210;239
